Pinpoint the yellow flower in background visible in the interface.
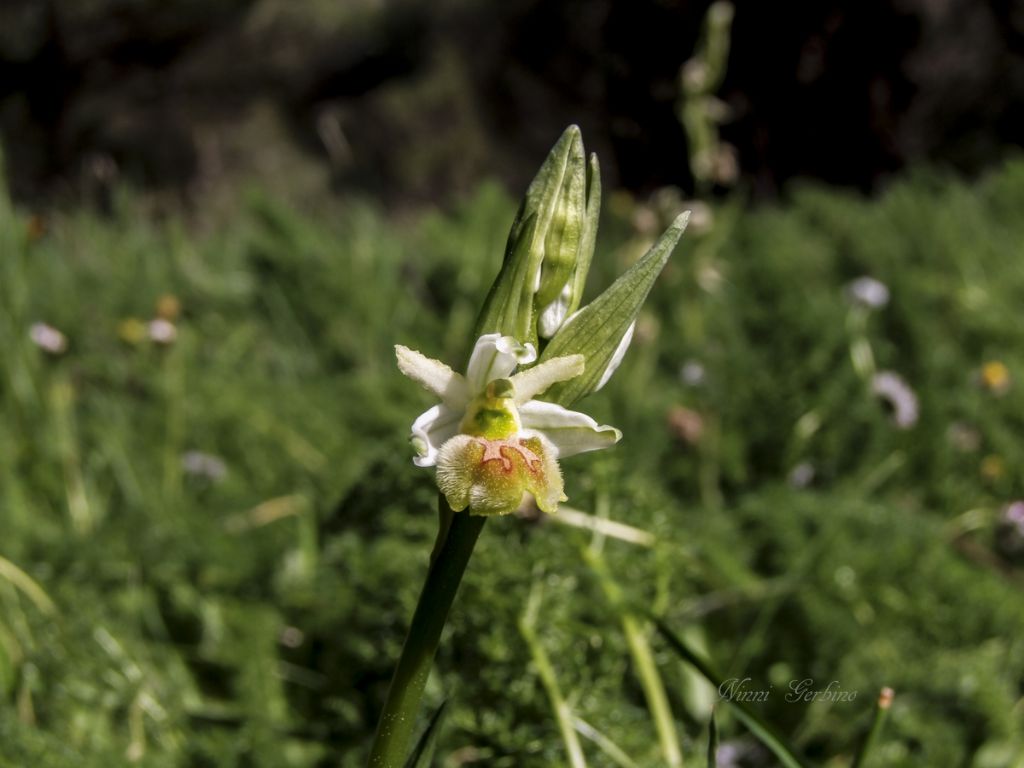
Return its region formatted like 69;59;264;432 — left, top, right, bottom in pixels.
980;361;1011;395
117;318;148;345
156;294;182;321
980;454;1005;483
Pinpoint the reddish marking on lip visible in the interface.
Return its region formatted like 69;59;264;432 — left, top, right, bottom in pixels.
477;438;543;473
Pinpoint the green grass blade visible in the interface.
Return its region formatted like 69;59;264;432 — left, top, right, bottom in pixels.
851;688;893;768
585;548;683;767
403;700;448;768
706;708;719;768
653;618;810;768
520;584;588;768
0;556;57;616
573;716;640;768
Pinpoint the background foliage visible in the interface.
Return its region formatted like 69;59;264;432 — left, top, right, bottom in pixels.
3;0;1023;205
2;148;1023;765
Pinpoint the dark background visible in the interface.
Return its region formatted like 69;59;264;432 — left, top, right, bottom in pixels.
2;0;1022;207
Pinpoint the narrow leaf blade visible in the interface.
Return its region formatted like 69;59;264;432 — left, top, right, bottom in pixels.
852;687;894;768
403;700;448;768
539;212;689;406
707;708;719;768
654;617;811;768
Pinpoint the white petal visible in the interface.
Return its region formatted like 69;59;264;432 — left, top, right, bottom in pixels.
594;321;635;392
509;354;584;405
519;400;621;458
465;333;537;393
395;345;469;408
410;404;462;467
538;283;572;338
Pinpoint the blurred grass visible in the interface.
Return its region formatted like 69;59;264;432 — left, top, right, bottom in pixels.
1;154;1023;767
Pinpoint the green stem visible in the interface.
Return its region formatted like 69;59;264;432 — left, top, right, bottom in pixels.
852;688;893;768
584;548;683;767
519;584;588;768
367;505;485;767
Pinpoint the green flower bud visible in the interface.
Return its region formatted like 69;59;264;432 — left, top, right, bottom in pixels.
475;125;601;344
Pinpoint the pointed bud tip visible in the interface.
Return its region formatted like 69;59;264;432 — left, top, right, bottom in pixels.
554;124;584;158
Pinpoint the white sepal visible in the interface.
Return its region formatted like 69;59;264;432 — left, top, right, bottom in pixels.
519;400;622;458
410;404;463;467
395;345;469;408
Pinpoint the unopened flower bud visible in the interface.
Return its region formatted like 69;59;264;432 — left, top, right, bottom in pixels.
476;126;601;343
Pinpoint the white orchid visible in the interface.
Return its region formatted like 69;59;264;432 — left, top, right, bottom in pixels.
395;333;622;516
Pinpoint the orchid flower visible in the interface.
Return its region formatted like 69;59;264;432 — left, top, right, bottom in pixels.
395;333;621;516
370;127;688;767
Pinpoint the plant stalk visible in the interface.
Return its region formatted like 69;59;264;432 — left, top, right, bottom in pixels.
520;583;589;768
367;504;485;767
584;548;683;767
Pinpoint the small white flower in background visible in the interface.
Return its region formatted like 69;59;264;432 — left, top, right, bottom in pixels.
871;370;918;429
680;359;706;387
683;200;714;234
788;461;816;489
29;322;67;355
697;262;724;293
846;276;890;309
279;626;305;649
181;451;227;482
1004;502;1024;535
396;333;621;516
946;421;981;453
999;501;1024;554
714;741;752;768
148;318;177;344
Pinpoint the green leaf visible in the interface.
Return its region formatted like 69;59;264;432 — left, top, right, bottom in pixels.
540;212;690;406
573;716;640;768
653;617;811;768
403;700;448;768
706;708;719;768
